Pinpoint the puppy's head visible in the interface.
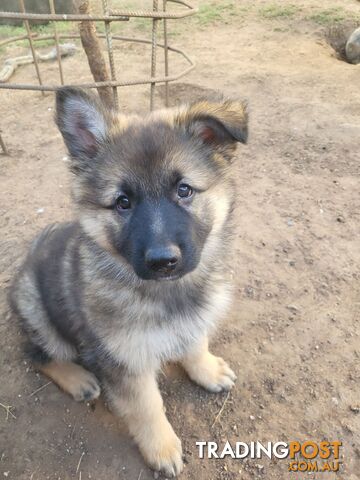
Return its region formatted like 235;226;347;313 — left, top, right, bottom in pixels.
56;87;248;281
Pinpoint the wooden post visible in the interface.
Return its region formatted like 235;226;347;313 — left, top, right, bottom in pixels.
73;0;114;109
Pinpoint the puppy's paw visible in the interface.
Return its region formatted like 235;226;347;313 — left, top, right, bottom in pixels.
61;366;101;402
40;361;101;402
140;420;183;477
185;353;236;393
71;370;101;402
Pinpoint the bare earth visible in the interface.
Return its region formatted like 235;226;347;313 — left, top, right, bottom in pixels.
0;1;359;479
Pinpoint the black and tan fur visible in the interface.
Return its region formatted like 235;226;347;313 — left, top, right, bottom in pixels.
10;88;248;477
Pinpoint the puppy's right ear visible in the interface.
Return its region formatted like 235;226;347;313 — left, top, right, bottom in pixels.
56;87;111;168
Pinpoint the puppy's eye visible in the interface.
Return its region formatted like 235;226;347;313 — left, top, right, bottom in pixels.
116;194;131;210
177;183;193;199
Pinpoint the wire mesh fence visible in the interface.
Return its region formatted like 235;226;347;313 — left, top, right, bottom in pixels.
0;0;197;154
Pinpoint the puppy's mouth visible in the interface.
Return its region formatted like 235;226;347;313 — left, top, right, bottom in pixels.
133;263;191;281
156;272;181;282
137;270;183;282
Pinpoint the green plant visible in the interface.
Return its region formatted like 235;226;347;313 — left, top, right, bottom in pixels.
259;4;300;19
308;8;347;25
195;2;236;26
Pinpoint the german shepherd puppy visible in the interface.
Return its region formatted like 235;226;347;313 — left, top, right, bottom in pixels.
10;87;248;477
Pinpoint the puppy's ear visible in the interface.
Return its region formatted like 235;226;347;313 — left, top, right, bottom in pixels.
175;99;248;154
56;87;111;167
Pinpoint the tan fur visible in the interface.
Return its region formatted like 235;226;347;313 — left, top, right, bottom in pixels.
108;372;183;477
39;361;101;402
184;99;248;128
150;99;248;133
80;212;118;255
181;337;237;393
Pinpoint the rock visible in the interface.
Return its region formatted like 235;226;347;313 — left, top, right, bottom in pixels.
286;304;299;314
346;27;360;65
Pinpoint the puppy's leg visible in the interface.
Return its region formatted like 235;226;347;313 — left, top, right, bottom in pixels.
106;371;183;477
181;337;236;393
38;361;101;402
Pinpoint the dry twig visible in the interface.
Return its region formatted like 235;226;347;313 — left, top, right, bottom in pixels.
0;402;16;420
211;391;230;429
76;451;85;474
29;381;51;397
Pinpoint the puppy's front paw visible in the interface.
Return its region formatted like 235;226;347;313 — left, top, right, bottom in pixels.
185;353;236;393
69;369;101;402
40;361;101;402
140;419;183;477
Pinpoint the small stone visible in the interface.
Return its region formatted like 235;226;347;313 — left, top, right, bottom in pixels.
249;415;255;420
332;397;339;406
245;286;255;298
286;304;299;313
346;27;360;64
349;405;360;414
336;215;345;223
36;208;45;214
287;219;294;227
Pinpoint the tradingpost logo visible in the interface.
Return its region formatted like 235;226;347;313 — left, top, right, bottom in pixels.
196;440;342;472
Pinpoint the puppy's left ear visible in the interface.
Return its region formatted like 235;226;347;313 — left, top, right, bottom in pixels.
175;99;248;154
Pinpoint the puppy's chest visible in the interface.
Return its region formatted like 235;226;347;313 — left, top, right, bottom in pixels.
95;282;231;373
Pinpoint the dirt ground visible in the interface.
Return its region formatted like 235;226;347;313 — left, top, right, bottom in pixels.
0;1;359;479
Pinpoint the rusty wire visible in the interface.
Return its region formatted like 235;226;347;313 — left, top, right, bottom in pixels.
150;0;159;111
101;0;118;108
49;0;64;84
0;0;197;155
18;0;44;95
163;0;169;107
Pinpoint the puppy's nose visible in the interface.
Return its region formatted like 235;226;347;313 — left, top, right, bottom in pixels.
145;246;181;274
